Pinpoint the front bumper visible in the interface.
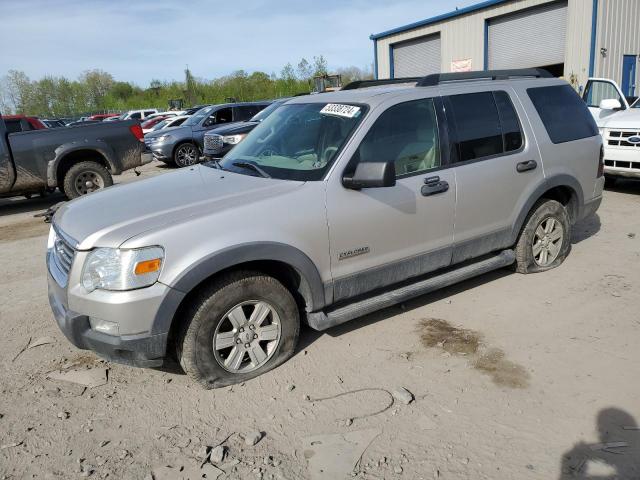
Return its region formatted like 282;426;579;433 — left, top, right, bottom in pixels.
47;253;184;368
145;140;174;161
602;145;640;179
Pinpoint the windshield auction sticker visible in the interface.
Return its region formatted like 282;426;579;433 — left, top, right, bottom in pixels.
320;104;361;118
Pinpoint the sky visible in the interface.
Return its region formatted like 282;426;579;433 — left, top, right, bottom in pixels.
0;0;478;86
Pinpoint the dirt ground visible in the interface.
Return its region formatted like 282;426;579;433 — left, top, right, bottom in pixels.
1;163;639;479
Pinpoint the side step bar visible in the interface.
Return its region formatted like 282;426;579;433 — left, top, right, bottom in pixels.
307;249;515;331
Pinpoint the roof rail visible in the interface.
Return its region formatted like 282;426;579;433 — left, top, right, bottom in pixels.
341;77;422;90
417;68;553;87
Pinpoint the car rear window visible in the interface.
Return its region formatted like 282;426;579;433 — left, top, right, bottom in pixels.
4;120;22;133
527;85;598;144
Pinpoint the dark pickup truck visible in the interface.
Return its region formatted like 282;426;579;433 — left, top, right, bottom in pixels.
0;114;152;199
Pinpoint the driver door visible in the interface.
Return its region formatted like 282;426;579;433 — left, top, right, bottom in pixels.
325;97;456;302
583;78;629;126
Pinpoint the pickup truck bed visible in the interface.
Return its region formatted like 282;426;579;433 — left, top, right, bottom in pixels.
0;116;152;199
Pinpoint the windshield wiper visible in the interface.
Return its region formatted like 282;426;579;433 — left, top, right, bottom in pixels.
231;161;271;178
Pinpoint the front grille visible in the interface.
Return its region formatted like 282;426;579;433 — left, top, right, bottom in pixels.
51;230;76;285
607;129;640;148
204;134;224;153
604;159;640;170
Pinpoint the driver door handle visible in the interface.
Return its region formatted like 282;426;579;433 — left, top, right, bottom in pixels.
421;176;449;196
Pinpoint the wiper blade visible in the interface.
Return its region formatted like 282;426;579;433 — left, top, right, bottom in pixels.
231;161;271;178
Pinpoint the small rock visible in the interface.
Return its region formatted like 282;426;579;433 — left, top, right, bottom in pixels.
394;465;403;474
99;440;109;448
303;395;310;401
244;431;263;446
345;418;353;427
336;376;343;384
392;387;414;405
526;464;535;470
286;384;295;392
210;445;226;464
118;449;129;460
627;233;636;239
57;411;70;420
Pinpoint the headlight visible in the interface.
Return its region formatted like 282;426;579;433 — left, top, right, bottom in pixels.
81;246;164;292
151;135;171;143
223;134;246;145
47;227;56;250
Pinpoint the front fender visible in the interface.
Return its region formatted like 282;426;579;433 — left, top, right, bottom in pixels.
47;142;118;187
157;242;326;331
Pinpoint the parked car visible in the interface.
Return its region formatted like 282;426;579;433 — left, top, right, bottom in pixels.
144;102;270;167
103;116;121;122
119;109;159;121
148;115;189;133
41;119;67;128
1;115;47;133
183;105;211;116
88;114;120;121
203;98;289;160
46;69;603;387
141;115;170;134
0;113;151;199
147;111;185;119
66;120;102;127
583;77;640;185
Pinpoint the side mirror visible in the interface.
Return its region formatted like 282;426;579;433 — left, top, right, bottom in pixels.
343;162;396;189
599;98;622;110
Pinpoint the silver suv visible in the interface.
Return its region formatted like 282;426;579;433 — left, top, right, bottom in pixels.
47;69;604;388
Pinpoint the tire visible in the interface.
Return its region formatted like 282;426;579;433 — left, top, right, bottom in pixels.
62;161;113;199
176;271;300;389
604;175;617;188
174;142;200;168
514;199;571;274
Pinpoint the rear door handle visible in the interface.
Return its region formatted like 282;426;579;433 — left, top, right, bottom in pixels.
516;160;537;173
421;176;449;196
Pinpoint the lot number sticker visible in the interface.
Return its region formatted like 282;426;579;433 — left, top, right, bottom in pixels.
320;104;361;118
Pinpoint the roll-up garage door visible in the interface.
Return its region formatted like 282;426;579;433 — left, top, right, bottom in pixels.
487;1;567;70
392;34;441;78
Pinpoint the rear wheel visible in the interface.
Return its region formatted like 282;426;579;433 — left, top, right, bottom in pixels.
62;161;113;199
174;142;200;168
514;199;571;274
176;271;300;389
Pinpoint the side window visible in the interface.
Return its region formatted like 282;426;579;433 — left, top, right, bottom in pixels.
528;85;599;144
494;91;523;152
144;110;155;116
446;92;503;162
236;105;261;121
215;108;233;124
584;80;624;109
130;112;141;119
5;120;22;134
355;98;440;177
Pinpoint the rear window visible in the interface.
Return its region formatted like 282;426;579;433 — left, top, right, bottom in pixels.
4;120;22;133
527;85;598;144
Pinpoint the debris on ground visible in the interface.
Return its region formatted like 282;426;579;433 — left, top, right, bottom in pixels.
302;428;382;480
392;387;414;405
287;384;295;392
57;411;70;420
210;445;226;464
590;441;628;451
244;431;264;446
47;368;108;389
0;440;23;450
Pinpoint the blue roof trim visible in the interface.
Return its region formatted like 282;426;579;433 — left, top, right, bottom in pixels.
588;0;598;77
370;0;512;40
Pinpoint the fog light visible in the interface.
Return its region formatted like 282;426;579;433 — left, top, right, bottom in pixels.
89;317;119;336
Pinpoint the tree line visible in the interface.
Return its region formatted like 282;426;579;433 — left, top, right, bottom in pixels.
0;56;373;118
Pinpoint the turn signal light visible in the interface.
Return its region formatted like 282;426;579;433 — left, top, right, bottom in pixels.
134;258;162;275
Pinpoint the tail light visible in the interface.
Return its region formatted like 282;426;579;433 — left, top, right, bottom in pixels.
597;144;604;178
129;124;144;142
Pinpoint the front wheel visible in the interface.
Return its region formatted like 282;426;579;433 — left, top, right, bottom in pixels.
62;161;113;199
176;271;300;389
174;142;200;168
514;199;571;274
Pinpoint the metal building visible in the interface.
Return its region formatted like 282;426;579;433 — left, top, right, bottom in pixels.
370;0;640;96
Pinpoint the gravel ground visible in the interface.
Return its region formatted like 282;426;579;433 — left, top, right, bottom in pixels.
0;163;639;479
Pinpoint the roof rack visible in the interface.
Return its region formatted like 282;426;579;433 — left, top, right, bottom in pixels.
341;77;422;90
417;68;553;86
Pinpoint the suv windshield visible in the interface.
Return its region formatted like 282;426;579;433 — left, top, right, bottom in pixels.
183;106;215;126
216;102;366;181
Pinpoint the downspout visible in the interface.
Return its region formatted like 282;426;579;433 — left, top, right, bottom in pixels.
588;0;599;77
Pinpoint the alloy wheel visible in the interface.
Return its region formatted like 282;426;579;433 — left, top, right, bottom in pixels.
532;216;564;266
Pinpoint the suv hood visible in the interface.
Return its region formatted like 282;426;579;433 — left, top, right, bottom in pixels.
145;125;191;140
53;165;303;250
600;108;640;129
